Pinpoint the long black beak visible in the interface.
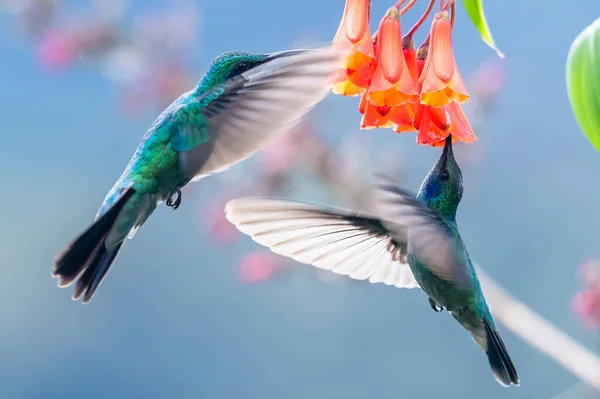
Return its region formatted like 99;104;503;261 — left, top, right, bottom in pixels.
440;136;453;164
265;49;307;61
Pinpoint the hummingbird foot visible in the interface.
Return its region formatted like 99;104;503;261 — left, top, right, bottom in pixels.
428;298;445;312
166;189;182;210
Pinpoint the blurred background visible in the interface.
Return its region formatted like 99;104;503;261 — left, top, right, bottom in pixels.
1;0;600;398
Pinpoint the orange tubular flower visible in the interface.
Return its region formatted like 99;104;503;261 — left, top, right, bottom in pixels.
418;11;469;107
331;0;375;96
360;93;414;129
367;7;418;107
415;102;477;146
392;36;420;133
409;40;476;146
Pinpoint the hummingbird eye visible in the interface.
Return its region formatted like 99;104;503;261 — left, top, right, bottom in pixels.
226;61;253;79
439;170;450;181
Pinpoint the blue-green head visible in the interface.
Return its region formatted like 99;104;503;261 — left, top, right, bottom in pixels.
195;51;272;93
417;136;463;220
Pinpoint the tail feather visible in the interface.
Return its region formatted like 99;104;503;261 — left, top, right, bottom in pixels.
72;242;123;303
483;317;520;387
53;188;135;303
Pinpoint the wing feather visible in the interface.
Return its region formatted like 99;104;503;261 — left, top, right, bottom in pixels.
178;47;340;181
225;197;419;289
374;175;473;290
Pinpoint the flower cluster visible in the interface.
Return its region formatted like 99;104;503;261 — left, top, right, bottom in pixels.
331;0;476;147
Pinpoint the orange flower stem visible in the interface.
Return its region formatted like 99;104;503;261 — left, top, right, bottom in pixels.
450;0;456;27
399;0;417;15
441;0;455;11
406;0;437;37
393;0;408;10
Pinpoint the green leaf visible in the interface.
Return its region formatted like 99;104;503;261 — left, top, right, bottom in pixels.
462;0;504;58
566;18;600;153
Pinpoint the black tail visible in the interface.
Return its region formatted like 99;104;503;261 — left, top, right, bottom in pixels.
52;188;135;304
483;317;520;387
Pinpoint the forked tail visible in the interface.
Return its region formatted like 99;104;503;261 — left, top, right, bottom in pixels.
483;317;520;387
52;188;136;304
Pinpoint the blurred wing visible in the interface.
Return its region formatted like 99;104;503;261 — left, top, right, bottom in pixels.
225;197;420;289
176;47;340;181
374;175;473;291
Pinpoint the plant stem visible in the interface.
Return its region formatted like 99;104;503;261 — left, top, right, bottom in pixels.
406;0;437;37
399;0;417;15
393;0;408;9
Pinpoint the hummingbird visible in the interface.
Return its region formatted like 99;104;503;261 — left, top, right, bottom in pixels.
53;46;340;304
224;136;519;387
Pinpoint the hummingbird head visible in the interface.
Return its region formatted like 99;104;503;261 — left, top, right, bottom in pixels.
418;136;463;220
196;51;273;92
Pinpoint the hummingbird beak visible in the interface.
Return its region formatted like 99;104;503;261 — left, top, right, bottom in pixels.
440;136;453;164
265;49;306;61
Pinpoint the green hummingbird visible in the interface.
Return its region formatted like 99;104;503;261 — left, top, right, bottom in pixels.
224;136;519;387
53;46;339;304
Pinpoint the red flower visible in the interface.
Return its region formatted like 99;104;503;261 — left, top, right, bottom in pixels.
410;42;476;146
418;11;469;107
331;0;375;96
367;7;418;107
415;102;476;147
360;93;414;129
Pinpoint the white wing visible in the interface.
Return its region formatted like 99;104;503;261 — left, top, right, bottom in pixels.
225;197;419;289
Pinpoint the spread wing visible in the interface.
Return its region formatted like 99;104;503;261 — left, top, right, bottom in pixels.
224;197;419;288
174;47;340;182
373;175;473;291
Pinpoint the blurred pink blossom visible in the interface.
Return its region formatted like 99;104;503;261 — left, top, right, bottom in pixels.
36;30;76;70
205;197;239;245
572;260;600;330
238;252;284;284
573;290;600;330
470;60;506;104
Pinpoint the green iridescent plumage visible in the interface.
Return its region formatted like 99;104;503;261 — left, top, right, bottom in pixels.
53;47;338;303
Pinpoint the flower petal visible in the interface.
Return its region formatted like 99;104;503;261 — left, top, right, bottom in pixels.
380;10;403;83
431;12;455;83
403;42;417;82
361;100;395;129
417;105;449;146
448;103;477;142
344;0;370;44
332;77;368;96
427;106;451;131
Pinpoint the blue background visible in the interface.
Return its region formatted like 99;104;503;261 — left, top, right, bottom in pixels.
1;0;599;398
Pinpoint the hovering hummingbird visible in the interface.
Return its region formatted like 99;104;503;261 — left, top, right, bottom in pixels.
53;46;340;304
225;136;519;387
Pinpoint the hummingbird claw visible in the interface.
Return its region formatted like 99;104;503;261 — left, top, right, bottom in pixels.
429;298;445;312
166;189;182;210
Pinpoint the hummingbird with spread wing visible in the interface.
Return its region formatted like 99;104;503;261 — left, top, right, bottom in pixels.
53;46;340;304
225;137;519;387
